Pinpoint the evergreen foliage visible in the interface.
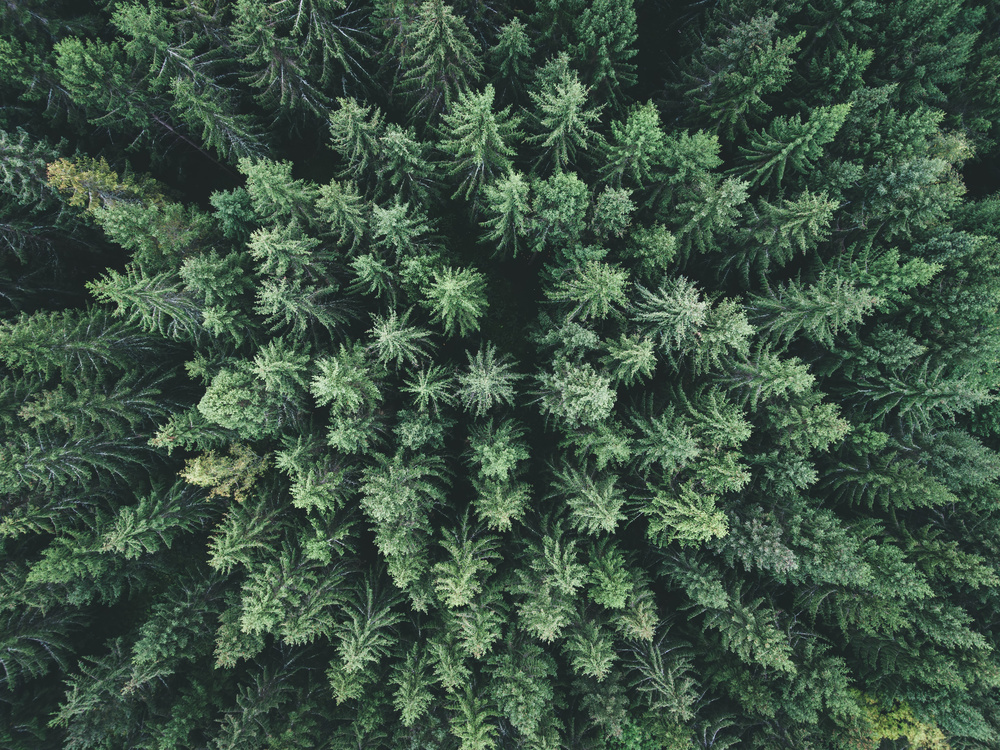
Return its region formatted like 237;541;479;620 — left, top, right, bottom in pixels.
2;1;1000;748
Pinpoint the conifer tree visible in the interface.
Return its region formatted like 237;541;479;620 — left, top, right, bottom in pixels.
736;104;851;185
439;85;520;200
748;272;878;347
681;12;804;132
527;53;604;172
569;0;637;107
479;171;531;256
87;268;203;342
489;19;532;97
422;266;489;337
327;97;386;180
457;345;520;416
399;0;484;119
317;178;368;251
599;102;670;189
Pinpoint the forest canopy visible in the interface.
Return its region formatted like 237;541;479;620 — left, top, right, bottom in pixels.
3;0;1000;748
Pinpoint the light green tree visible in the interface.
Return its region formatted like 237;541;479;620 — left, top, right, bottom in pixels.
457;345;520;416
527;53;604;172
439;85;520;200
423;266;488;337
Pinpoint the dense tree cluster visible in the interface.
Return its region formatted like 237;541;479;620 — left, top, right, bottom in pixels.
3;0;1000;748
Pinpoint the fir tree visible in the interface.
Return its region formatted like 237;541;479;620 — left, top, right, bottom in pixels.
457;345;520;416
479;170;531;256
527;53;604;172
736;104;851;185
3;1;1000;746
422;266;489;337
681;12;804;132
398;0;484;119
439;85;521;200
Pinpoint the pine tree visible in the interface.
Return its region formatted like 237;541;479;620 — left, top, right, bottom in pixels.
646;484;728;548
368;309;435;368
198;365;284;440
631;276;708;352
748;271;878;347
46;156;161;213
535;361;616;429
391;645;435;726
489;19;532;96
238;542;343;645
847;363;994;433
728;191;839;282
432;513;499;608
170;79;269;162
625;224;678;282
207;494;286;575
327;97;386;179
511;522;587;642
716;347;815;410
529;170;590;252
599;101;669;189
488;637;558;741
457;345;520;416
674;176;749;260
527;53;604;172
50;639;145;747
736;104;851;185
0;127;64;209
87;267;203;342
398;0;484;119
238;157;320;226
423;266;489;337
0;606;82;691
631;405;701;479
591;186;635;240
19;371;172;439
550;460;626;535
564;616;617;680
54;36;176;147
255;277;347;335
181;249;250;309
311;342;382;424
110;0;208;87
376;124;440;204
546;260;629;322
181;444;271;502
403;364;457;414
247;219;333;281
448;683;499;750
101;480;217;558
681;12;804;132
479;170;531;256
94;199;213;274
0;309;156;377
360;453;447;588
602;334;657;385
316;178;368;251
569;0;637;107
230;0;331;118
439;85;520;200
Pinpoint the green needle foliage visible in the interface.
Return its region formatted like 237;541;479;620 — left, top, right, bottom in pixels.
2;1;1000;748
439;84;520;200
398;0;483;120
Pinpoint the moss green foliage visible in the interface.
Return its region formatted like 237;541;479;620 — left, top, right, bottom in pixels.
3;0;1000;748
